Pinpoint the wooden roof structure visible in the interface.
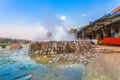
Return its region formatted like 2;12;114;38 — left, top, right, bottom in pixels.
78;6;120;35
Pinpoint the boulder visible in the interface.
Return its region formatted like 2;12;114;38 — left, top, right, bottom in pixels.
9;43;22;50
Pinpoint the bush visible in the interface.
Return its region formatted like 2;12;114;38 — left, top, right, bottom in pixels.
21;41;30;44
0;45;7;49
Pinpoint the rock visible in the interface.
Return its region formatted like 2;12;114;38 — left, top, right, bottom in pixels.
43;56;47;58
15;74;32;80
29;41;100;65
48;61;53;63
34;50;39;54
9;43;22;50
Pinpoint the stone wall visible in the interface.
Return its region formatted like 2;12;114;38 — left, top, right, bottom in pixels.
29;41;92;55
29;41;99;65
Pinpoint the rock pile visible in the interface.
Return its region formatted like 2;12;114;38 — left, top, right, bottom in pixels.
29;41;98;65
29;41;92;55
9;43;22;50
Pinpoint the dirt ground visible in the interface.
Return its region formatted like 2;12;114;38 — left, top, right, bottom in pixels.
93;45;120;51
83;45;120;80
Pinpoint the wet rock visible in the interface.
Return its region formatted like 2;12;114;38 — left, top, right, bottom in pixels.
48;61;53;63
29;41;93;55
15;74;32;80
29;41;99;65
54;73;59;77
9;43;22;50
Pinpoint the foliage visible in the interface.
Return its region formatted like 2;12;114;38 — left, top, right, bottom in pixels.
0;45;7;49
0;38;31;44
68;28;78;34
21;41;30;44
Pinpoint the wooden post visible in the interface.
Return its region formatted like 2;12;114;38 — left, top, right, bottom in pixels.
101;28;107;38
111;26;115;34
82;30;85;39
92;31;95;39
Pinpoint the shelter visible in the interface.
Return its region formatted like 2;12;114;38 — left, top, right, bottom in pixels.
77;6;120;41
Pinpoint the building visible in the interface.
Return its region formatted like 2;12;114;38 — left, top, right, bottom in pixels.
77;6;120;43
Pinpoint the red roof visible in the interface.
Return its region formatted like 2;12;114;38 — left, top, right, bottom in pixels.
111;7;120;14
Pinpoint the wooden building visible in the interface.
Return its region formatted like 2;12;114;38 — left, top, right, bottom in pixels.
77;6;120;42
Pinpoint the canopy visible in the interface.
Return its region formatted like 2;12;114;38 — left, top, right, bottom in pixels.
78;6;120;35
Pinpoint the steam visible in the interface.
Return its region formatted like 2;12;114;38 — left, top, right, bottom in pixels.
32;26;76;41
33;14;76;41
0;1;78;41
32;27;49;41
0;2;76;41
53;26;67;41
53;26;76;41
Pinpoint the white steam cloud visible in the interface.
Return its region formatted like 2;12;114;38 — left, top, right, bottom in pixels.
53;26;67;41
53;26;76;41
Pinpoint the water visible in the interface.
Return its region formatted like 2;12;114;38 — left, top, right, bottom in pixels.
0;48;84;80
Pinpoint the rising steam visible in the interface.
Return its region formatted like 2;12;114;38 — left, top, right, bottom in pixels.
33;14;76;41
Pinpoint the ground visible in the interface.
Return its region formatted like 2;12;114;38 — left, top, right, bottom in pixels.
83;45;120;80
93;45;120;52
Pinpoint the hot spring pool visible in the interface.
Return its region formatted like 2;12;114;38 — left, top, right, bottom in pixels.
0;49;85;80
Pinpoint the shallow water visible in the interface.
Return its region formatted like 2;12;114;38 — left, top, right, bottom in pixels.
0;49;84;80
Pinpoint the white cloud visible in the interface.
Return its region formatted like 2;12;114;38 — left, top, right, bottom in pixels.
60;16;66;20
56;14;73;29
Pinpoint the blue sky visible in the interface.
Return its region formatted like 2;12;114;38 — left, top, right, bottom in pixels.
0;0;120;40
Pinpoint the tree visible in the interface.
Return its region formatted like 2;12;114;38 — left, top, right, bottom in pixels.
68;28;78;35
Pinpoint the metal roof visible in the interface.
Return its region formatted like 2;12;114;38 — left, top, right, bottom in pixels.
78;10;120;35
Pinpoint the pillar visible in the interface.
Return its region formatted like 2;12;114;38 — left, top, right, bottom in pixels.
92;31;95;39
111;26;115;34
101;28;108;38
82;30;85;39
